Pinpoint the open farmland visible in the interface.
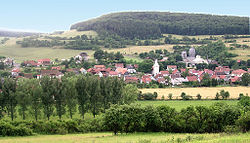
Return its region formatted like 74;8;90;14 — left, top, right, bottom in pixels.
0;37;94;62
140;87;250;100
0;132;249;143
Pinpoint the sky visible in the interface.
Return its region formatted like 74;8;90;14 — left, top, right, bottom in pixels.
0;0;249;33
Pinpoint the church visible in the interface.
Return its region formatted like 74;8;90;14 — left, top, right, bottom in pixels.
181;47;208;67
152;59;159;76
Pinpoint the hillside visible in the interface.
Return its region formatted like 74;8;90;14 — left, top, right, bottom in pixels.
0;30;40;37
71;12;250;39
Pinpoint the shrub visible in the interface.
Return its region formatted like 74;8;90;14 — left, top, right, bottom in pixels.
236;111;250;132
196;94;202;100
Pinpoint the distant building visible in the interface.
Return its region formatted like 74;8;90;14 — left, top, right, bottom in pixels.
181;47;209;67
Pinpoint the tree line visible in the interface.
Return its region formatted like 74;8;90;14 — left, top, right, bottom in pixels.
0;76;138;121
105;96;250;134
71;12;249;39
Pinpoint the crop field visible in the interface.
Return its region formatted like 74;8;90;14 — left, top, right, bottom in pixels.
140;87;250;100
136;100;238;111
0;132;249;143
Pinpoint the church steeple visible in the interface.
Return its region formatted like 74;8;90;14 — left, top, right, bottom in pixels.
152;59;159;76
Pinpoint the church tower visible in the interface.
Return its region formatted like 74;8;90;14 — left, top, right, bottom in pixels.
152;59;159;76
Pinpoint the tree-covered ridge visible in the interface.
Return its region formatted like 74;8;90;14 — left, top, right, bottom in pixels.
71;12;249;39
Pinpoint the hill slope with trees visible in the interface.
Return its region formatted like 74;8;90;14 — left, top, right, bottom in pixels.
71;12;250;39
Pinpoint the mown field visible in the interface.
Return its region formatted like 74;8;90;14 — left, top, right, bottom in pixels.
140;87;250;100
137;100;238;111
0;132;249;143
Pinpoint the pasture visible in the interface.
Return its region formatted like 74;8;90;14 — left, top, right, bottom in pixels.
140;87;250;100
136;100;238;111
0;132;249;143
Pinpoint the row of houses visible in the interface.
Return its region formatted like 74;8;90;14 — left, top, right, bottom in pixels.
9;56;249;86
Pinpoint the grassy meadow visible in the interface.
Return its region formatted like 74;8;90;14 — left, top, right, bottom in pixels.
0;37;94;62
140;86;250;100
0;132;249;143
136;100;238;111
49;30;98;38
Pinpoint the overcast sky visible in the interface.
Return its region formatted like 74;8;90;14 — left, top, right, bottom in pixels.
0;0;249;33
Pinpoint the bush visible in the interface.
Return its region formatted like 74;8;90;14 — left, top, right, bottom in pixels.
236;111;250;132
0;121;33;136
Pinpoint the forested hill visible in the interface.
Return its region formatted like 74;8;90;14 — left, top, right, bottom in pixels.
0;30;40;37
71;12;250;39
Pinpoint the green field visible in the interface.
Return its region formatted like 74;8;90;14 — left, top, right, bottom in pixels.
136;100;238;111
0;42;94;62
0;132;249;143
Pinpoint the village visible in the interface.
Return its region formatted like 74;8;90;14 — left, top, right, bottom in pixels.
1;47;249;87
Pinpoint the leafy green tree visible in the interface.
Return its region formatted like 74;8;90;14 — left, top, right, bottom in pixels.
89;77;102;118
75;75;89;119
240;73;250;86
157;105;178;132
16;79;31;120
29;79;42;121
201;73;211;87
40;76;55;120
196;94;202;100
122;84;139;104
54;78;66;120
2;78;17;121
168;93;173;100
63;77;77;119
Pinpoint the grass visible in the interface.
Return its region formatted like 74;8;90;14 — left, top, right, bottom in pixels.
49;30;98;38
136;100;238;111
106;44;174;55
163;34;225;39
140;86;250;100
0;38;94;62
0;132;249;143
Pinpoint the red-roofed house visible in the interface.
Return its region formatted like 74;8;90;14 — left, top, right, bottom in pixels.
157;78;166;84
37;69;63;79
167;65;177;71
108;71;119;77
204;69;214;76
141;75;152;84
187;76;198;82
115;68;128;76
230;76;240;83
160;71;169;77
11;68;20;77
115;63;124;69
52;66;61;70
94;65;106;69
231;69;247;77
124;76;139;83
23;60;39;67
38;59;51;66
